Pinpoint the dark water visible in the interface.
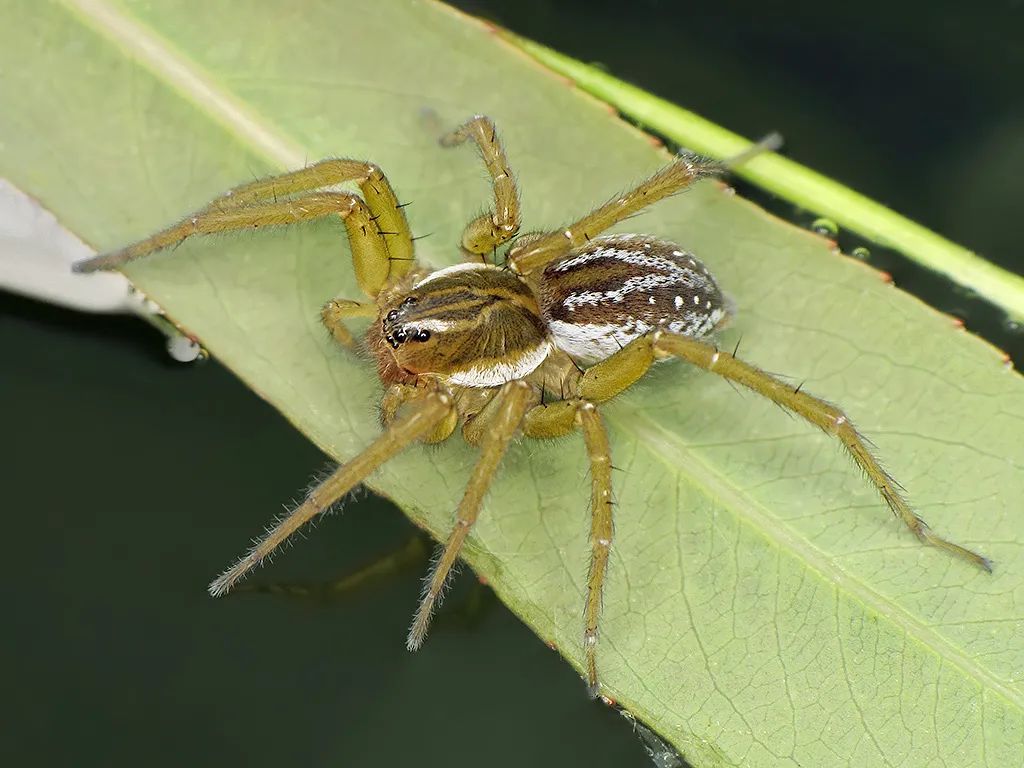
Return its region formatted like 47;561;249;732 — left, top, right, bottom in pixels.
4;3;1022;767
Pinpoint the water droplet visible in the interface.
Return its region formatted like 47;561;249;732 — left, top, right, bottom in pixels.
1004;318;1023;334
166;335;207;363
811;217;838;237
851;246;871;261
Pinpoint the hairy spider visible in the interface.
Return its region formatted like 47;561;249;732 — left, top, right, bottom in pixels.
74;115;990;695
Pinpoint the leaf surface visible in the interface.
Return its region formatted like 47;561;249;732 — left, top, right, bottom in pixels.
3;1;1023;765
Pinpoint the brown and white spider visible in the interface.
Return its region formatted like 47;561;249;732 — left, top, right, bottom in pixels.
74;115;990;695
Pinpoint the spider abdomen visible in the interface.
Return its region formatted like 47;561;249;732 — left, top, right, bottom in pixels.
538;234;729;365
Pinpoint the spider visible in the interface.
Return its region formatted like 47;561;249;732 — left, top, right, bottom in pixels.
74;115;991;695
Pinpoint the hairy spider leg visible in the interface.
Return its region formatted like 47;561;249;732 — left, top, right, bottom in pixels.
577;403;614;695
73;159;414;294
652;333;991;570
199;157;415;278
521;398;615;696
507;134;782;276
207;391;454;598
407;381;534;650
440;115;522;257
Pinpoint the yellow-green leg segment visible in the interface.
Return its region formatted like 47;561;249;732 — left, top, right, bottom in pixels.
507;134;781;276
208;391;454;598
650;332;992;570
73;158;414;297
406;381;534;650
523;399;615;696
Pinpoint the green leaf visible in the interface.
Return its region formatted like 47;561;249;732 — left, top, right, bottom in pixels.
4;1;1023;766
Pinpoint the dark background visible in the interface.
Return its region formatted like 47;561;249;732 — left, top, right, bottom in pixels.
4;2;1022;766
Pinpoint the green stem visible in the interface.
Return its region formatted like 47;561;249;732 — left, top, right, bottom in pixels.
501;32;1024;323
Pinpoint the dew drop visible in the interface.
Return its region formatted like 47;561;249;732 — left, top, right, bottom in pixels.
811;217;839;237
1005;318;1023;334
851;246;871;261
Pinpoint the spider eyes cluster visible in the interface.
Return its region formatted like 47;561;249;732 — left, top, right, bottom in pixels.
384;296;431;349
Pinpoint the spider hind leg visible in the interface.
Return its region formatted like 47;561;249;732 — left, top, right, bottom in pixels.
651;332;991;571
579;331;991;571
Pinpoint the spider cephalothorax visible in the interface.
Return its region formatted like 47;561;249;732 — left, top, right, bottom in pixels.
370;263;551;387
75;115;990;696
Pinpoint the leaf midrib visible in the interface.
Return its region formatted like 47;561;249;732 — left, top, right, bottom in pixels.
64;0;306;174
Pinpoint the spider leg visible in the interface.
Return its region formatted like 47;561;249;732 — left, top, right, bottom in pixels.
507;134;780;276
406;381;534;650
579;332;992;571
75;192;398;298
197;159;411;254
459;385;505;446
73;158;415;289
380;383;459;444
208;390;454;598
522;399;615;696
440;115;522;258
321;298;377;347
578;403;614;696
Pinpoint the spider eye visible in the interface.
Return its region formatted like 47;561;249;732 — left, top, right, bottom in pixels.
394;328;408;343
414;329;431;342
402;296;418;306
386;309;399;322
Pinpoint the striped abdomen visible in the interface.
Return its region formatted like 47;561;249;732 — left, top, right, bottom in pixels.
538;234;729;365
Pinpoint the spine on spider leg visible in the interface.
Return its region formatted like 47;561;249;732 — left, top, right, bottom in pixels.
207;392;453;598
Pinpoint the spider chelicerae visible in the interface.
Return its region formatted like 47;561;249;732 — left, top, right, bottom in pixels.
75;115;990;695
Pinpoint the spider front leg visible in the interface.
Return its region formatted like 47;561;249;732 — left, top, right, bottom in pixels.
406;380;534;650
523;399;615;696
209;389;454;597
581;332;992;571
440;115;522;258
73;159;415;295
